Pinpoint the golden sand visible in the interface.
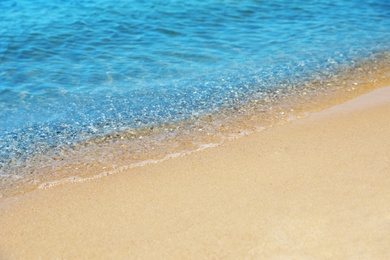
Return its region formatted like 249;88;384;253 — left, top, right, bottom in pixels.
1;86;390;259
3;55;390;199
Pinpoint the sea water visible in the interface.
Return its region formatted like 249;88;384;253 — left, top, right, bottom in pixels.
1;0;390;197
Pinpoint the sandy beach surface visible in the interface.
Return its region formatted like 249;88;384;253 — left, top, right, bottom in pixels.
1;86;390;259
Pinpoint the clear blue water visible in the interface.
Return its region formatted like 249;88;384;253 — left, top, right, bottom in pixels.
1;0;390;195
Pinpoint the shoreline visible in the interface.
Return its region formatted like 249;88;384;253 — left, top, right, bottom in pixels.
1;85;390;258
2;54;390;199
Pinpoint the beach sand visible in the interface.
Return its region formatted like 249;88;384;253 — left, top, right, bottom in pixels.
1;86;390;259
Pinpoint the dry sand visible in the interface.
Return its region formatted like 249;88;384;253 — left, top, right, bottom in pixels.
1;86;390;259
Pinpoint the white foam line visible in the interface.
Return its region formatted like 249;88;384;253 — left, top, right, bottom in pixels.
0;173;23;179
38;141;223;189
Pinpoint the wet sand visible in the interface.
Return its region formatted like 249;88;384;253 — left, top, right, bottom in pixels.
1;86;390;259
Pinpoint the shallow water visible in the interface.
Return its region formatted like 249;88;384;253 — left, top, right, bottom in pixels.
1;0;390;197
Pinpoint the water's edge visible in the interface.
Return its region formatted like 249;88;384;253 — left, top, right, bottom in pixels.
1;53;389;199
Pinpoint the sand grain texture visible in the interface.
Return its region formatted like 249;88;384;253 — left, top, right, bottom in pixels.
1;87;390;259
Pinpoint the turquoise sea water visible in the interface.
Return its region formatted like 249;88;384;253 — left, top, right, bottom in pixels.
1;0;390;196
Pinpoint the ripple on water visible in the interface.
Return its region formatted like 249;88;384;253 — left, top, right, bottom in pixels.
0;0;390;197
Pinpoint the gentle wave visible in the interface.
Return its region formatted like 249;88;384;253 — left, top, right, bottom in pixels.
1;0;390;197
